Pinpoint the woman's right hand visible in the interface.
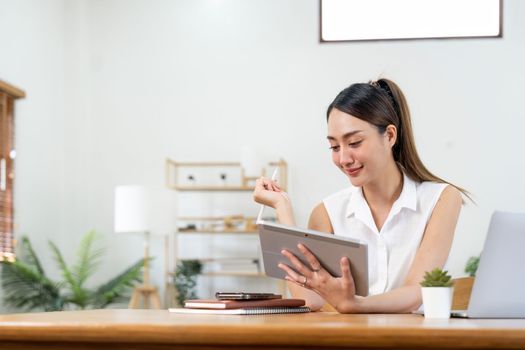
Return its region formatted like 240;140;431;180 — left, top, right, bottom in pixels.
253;177;295;225
253;177;286;209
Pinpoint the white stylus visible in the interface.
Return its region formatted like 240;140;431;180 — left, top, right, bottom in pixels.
256;168;279;224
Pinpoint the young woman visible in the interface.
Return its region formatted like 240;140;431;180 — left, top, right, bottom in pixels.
253;78;465;313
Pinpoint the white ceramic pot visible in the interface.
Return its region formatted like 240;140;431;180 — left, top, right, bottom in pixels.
421;287;454;319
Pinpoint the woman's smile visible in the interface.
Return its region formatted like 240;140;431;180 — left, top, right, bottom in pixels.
345;165;363;177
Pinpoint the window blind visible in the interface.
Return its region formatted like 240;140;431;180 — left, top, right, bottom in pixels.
0;92;15;262
0;80;25;262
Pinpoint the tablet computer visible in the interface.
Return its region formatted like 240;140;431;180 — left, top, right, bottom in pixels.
258;221;369;296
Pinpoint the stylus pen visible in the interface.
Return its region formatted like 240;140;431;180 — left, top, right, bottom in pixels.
256;168;279;224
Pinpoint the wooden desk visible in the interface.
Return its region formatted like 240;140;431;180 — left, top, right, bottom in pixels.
1;309;525;350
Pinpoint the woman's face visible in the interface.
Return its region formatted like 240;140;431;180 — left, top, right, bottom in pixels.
327;108;395;187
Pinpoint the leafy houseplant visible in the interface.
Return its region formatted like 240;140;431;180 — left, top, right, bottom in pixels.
1;231;146;311
420;268;454;318
173;259;202;306
465;256;480;277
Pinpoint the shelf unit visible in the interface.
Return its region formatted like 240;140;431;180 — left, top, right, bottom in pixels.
164;159;288;307
165;159;287;192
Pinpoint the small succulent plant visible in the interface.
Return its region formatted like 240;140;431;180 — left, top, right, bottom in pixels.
420;267;453;287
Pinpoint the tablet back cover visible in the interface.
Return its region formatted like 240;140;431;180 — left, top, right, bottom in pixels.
259;222;368;296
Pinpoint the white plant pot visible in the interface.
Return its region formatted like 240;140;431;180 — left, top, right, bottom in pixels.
421;287;454;319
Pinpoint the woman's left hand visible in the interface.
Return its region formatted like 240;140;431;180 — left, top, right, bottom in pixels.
278;244;359;313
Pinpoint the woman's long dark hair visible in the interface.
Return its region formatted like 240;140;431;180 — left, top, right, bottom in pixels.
327;78;470;200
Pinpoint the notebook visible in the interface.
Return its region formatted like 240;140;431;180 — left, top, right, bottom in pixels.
169;306;311;315
184;298;305;309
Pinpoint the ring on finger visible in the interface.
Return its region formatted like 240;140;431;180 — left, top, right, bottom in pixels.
301;275;308;287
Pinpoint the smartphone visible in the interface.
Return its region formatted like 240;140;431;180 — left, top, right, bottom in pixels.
215;292;282;300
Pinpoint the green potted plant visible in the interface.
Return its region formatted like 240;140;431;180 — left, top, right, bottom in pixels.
465;255;480;277
173;259;202;306
1;231;146;311
420;267;454;318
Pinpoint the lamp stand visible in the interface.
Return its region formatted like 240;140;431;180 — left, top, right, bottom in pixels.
128;231;162;309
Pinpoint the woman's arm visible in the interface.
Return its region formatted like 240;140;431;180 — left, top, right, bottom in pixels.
253;179;334;310
280;185;463;313
253;177;295;225
336;185;463;313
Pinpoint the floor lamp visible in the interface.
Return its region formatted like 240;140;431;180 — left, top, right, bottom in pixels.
114;185;176;309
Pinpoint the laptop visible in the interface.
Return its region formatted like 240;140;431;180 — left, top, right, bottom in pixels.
451;211;525;318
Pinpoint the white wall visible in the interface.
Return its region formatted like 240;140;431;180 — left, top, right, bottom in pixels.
0;0;66;311
2;0;525;311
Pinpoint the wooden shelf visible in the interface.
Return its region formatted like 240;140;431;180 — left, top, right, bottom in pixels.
168;270;264;277
176;257;259;263
165;158;288;191
200;271;264;277
169;271;266;277
169;257;263;278
173;185;254;192
178;229;258;234
178;216;254;221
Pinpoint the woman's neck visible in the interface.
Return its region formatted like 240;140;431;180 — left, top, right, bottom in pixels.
362;162;403;210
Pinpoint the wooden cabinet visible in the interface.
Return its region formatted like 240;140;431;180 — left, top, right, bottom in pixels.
0;80;25;262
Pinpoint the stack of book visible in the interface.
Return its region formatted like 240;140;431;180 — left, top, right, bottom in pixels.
169;297;311;315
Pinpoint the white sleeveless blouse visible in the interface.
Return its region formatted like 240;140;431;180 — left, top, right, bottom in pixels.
323;173;447;295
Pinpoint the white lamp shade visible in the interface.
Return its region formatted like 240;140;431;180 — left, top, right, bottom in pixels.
114;185;177;235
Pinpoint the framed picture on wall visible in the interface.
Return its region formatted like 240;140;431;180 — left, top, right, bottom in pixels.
320;0;502;42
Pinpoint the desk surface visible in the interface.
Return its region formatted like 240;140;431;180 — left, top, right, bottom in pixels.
1;309;525;350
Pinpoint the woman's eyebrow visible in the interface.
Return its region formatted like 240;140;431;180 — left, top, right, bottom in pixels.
327;130;363;141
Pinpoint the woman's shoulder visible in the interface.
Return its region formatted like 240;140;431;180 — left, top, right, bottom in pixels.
321;187;355;226
415;180;462;208
416;179;459;194
308;202;334;233
437;184;463;205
